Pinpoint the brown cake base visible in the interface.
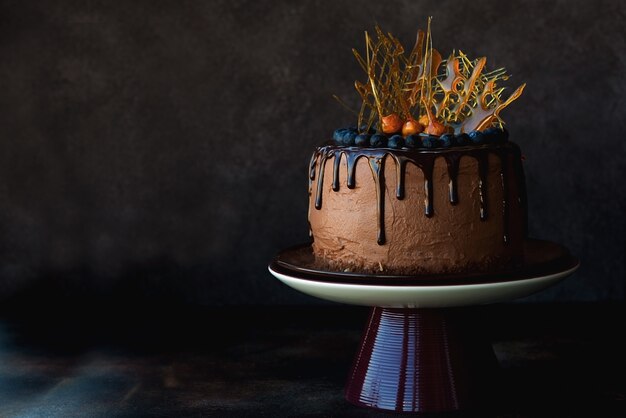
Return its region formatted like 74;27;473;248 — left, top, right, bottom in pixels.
307;143;527;275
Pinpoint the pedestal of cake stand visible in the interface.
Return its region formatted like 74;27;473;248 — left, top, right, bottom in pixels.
344;307;499;413
268;240;579;414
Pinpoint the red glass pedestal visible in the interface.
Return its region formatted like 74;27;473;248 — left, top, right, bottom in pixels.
345;308;499;413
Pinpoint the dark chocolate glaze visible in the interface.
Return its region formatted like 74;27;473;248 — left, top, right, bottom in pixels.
308;142;525;246
445;155;460;205
477;150;489;221
368;154;386;244
500;152;510;243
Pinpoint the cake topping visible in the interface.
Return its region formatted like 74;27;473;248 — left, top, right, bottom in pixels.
334;18;525;144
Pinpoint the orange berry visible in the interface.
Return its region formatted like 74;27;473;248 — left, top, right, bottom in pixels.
402;119;423;136
381;114;403;134
425;119;447;136
418;114;429;127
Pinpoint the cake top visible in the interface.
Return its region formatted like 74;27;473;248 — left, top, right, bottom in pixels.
332;18;525;148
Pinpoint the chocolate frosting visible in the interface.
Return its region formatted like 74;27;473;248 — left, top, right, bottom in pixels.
308;142;527;274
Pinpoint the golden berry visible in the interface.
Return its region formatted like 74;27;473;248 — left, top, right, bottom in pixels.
402;119;423;136
381;114;403;134
425;120;446;136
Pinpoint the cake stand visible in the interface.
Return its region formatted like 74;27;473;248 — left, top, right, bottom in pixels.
268;239;579;414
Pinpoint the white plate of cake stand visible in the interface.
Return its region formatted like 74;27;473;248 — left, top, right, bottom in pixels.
268;239;579;414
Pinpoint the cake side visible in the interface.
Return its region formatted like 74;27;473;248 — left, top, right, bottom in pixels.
308;143;526;274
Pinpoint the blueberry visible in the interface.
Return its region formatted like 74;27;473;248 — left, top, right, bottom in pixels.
370;134;387;147
333;128;348;143
387;134;404;149
439;133;455;148
483;127;504;143
502;127;509;141
359;125;376;134
355;134;371;147
421;135;440;148
468;130;485;144
455;133;470;146
342;130;358;146
405;134;420;148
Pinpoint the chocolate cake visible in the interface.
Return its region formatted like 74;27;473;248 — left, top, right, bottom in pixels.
308;20;528;275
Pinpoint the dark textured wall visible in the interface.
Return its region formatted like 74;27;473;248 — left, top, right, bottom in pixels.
0;0;624;306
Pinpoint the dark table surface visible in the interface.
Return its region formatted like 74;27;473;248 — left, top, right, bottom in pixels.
0;302;624;417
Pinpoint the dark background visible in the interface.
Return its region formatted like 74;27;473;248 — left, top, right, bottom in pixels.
0;0;624;307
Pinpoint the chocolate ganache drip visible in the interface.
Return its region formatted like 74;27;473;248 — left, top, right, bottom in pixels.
309;142;525;246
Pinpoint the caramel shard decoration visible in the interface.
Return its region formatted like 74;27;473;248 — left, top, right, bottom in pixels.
460;81;526;133
339;18;525;135
435;51;525;133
